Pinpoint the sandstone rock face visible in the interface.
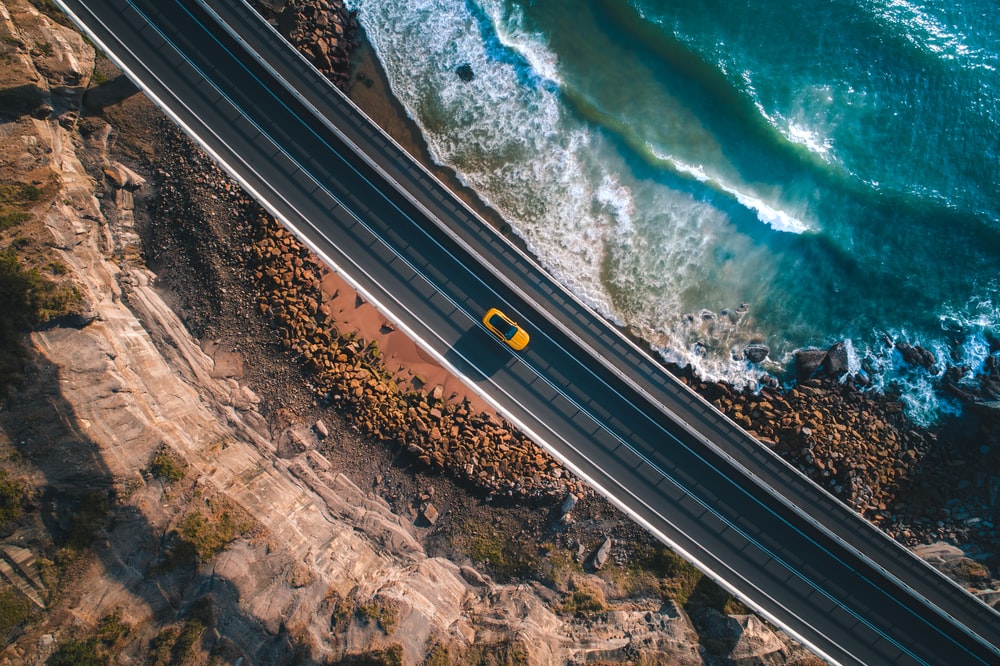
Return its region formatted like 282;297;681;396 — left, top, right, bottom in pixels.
10;2;996;664
0;0;94;121
562;602;703;665
692;607;790;664
7;49;722;662
914;542;996;593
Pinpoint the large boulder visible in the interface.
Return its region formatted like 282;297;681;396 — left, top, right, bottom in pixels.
896;341;938;371
794;348;828;380
795;342;851;380
692;607;787;663
743;343;769;364
277;0;359;90
822;341;850;377
590;537;612;571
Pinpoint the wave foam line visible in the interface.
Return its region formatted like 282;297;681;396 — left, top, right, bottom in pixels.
658;151;811;234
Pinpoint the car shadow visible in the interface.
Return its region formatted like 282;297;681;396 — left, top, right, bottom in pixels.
445;324;510;380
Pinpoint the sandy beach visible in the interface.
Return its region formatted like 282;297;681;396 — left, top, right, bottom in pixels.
319;268;491;414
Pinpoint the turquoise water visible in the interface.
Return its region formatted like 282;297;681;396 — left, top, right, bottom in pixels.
346;0;1000;424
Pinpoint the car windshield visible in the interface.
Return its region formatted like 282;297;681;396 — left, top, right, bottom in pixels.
489;313;517;340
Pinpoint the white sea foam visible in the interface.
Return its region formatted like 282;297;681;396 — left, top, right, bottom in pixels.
740;71;839;164
730;190;809;234
786;122;833;157
476;0;561;85
659;152;811;234
348;0;994;425
595;174;635;238
348;0;626;319
938;299;1000;375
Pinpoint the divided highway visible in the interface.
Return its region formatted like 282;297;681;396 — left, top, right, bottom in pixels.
56;1;1000;663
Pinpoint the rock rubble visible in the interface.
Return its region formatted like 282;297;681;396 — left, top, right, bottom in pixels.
276;0;359;91
696;372;998;552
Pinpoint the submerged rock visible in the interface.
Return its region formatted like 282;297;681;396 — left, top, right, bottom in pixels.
456;63;474;82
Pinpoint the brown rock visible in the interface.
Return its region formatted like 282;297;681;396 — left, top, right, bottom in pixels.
421;502;439;525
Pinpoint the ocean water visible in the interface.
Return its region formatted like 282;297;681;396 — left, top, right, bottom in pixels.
345;0;1000;424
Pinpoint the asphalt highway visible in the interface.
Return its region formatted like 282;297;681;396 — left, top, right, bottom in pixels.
56;1;1000;663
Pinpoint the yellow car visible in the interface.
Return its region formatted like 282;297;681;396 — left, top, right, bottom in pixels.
482;307;530;351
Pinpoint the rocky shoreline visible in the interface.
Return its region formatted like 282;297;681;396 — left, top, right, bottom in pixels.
255;0;1000;561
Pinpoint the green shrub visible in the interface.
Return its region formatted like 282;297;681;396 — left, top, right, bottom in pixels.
147;626;180;666
18;183;42;201
0;585;33;642
177;506;252;562
46;636;105;666
0;210;29;229
171;617;205;662
148;448;186;483
468;528;536;580
423;641;454;666
356;596;399;634
0;181;50;232
0;468;26;525
0;249;82;397
562;581;607;615
632;544;703;605
464;640;528;666
95;609;130;648
338;644;404;666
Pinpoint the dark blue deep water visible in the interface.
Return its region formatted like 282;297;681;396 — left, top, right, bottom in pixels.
347;0;1000;424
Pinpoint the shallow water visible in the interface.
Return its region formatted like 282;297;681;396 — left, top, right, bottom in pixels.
347;0;1000;424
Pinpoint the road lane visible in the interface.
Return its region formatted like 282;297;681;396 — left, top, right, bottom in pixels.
56;1;1000;664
